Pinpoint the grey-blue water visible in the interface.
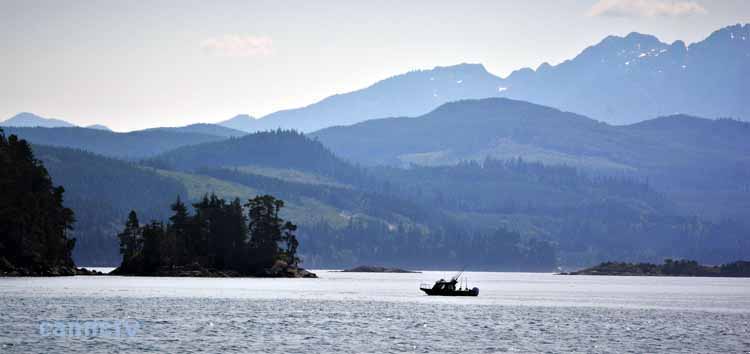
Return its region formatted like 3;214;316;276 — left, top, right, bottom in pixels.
1;270;749;353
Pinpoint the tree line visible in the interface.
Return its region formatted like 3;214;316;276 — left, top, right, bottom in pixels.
115;194;301;275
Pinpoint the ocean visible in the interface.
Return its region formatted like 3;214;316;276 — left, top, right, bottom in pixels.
1;270;749;353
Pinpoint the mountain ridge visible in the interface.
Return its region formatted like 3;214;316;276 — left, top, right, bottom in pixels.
2;112;76;128
500;23;750;124
4;126;231;160
217;114;257;132
218;63;504;133
143;123;246;138
220;23;748;134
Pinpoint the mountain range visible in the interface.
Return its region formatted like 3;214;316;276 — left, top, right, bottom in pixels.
6;24;748;134
500;23;750;124
215;23;748;133
218;63;504;132
3;23;749;269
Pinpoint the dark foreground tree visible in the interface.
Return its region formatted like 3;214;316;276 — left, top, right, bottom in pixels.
0;129;77;275
246;195;299;270
114;194;311;277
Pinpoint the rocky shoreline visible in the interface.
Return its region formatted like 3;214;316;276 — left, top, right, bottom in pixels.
561;260;750;277
0;265;104;277
341;265;419;273
110;261;317;278
1;260;315;278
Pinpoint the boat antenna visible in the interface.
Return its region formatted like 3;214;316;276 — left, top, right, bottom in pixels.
451;267;466;282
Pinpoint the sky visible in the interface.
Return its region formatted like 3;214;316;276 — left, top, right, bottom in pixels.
2;0;749;131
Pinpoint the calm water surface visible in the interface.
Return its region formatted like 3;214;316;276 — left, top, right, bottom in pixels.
1;270;749;353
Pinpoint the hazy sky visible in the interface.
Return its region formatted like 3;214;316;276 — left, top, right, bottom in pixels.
2;0;749;131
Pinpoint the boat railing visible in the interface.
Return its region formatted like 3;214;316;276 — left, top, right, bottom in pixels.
419;283;433;289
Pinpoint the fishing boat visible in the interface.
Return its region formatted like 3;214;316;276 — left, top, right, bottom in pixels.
419;270;479;296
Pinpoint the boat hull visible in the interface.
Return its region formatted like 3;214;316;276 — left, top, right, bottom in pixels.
420;288;479;296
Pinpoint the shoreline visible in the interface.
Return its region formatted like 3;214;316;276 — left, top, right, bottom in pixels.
558;272;750;278
110;264;317;278
0;267;104;277
559;260;750;278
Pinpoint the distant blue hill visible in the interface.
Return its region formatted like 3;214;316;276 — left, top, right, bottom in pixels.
1;112;114;131
218;114;257;133
1;112;75;128
86;124;111;131
4;126;229;160
142;123;246;138
2;112;246;159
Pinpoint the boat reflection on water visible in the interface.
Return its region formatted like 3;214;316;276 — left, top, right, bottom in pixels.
419;270;479;296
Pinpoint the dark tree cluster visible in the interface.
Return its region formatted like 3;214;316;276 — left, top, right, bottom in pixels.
115;194;301;276
571;259;750;277
0;129;76;275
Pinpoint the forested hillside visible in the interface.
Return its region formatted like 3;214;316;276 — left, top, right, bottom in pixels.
23;119;750;269
33;145;188;265
370;160;749;267
312;98;750;219
29;135;560;269
147;130;369;185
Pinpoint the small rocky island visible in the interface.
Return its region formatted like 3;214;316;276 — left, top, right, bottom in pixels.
341;265;419;273
112;194;316;278
563;259;750;277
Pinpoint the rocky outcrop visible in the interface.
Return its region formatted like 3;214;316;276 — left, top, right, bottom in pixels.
263;260;317;278
342;265;418;273
75;267;104;276
0;257;76;276
0;258;105;276
562;260;750;277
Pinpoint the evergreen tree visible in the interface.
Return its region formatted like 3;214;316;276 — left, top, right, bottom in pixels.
169;197;189;264
246;195;285;269
141;221;165;272
118;210;141;262
0;129;76;275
